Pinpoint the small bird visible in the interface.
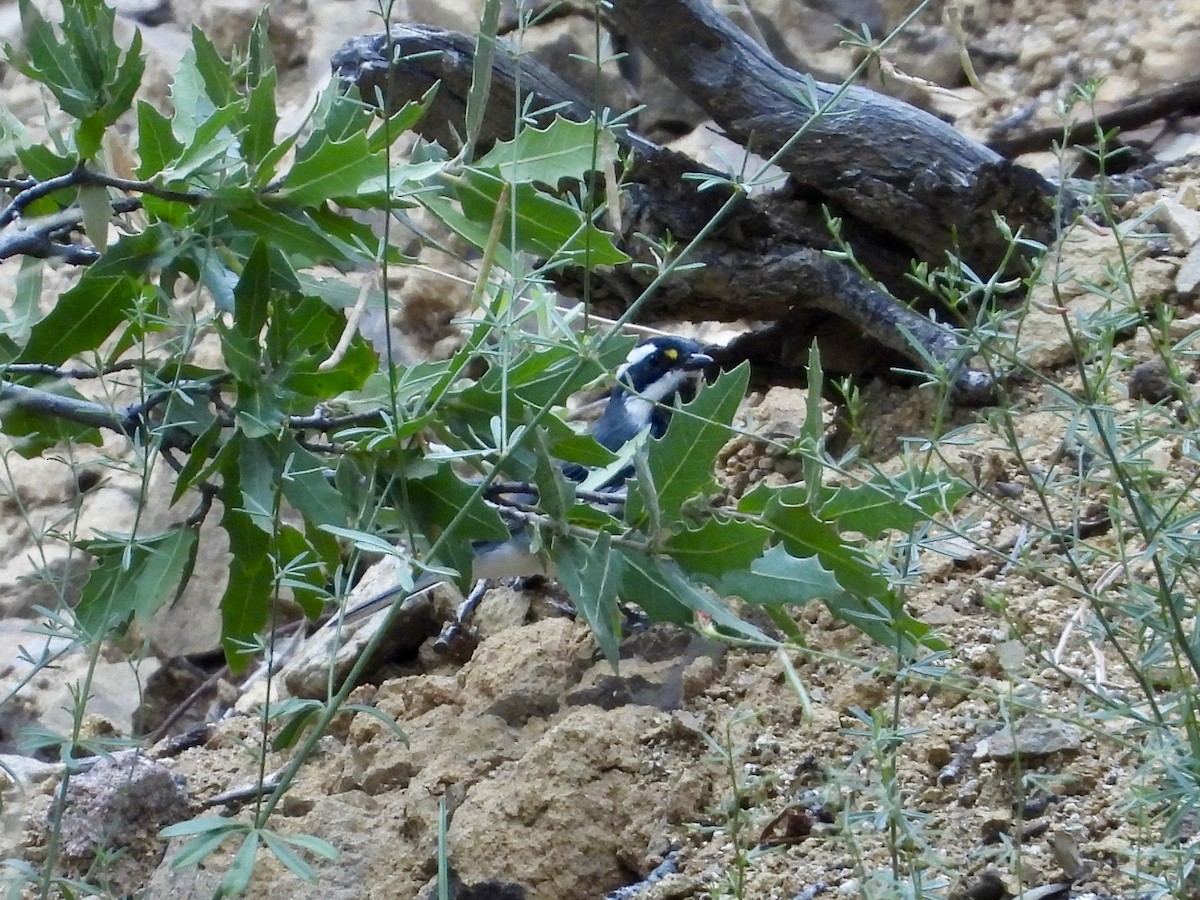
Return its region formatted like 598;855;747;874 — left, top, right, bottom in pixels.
593;335;715;449
340;335;714;623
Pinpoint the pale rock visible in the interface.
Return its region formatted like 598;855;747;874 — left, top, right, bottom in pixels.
1176;244;1200;294
978;714;1082;759
1018;29;1056;69
1152;198;1200;248
37;656;161;737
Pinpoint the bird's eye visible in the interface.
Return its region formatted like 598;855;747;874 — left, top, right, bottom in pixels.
664;348;678;361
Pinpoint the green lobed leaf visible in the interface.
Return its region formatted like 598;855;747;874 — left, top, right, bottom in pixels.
73;528;198;639
227;203;374;268
618;551;771;644
297;86;374;159
819;467;971;539
135;100;184;179
105;29;145;126
308;205;396;261
10;2;90;119
739;482;892;604
0;103;32;167
3;256;43;344
215;321;263;404
189;25;236;110
219;479;274;670
466;345;602;407
714;544;843;607
76;183;111;253
278;131;387;206
531;423;575;522
168;42;217;146
542;415;619;472
475;116;620;187
441;346;609;467
242;65;279;170
160;103;242;183
234;240;272;339
240;12;279;170
450;169;629;266
237;437;279;531
738;482;945;653
170;419;224;505
404;466;510;589
626;363;751;531
554;532;624;669
10;0;142;129
278;433;345;532
664;518;770;580
17;226;173;365
270;296;376;400
822;591;940;656
365;87;437;154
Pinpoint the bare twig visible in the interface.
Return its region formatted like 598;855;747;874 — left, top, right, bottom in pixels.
0;196;142;263
1;360;142;379
1;165;204;227
0;379;144;436
988;76;1200;157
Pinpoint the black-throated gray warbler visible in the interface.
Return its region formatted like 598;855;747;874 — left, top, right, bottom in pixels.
341;335;714;622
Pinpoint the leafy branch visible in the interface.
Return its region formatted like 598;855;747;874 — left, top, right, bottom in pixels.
0;0;970;669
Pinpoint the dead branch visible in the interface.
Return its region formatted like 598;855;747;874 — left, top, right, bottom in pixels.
989;76;1200;158
332;6;1065;401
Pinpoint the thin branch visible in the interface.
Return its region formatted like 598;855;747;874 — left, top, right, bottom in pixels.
0;208;101;264
287;408;394;431
0;165;204;228
0;176;36;193
1;360;143;379
79;169;207;206
0;167;86;226
0;379;143;436
0;197;142;263
989;76;1200;157
0;378;201;452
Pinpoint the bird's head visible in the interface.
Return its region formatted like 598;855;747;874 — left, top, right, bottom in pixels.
593;336;714;450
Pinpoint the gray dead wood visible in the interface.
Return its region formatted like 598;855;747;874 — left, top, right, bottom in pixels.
331;6;1064;401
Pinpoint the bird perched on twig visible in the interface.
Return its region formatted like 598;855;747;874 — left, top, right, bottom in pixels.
339;335;714;623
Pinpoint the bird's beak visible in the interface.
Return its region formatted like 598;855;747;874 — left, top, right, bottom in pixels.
683;351;714;370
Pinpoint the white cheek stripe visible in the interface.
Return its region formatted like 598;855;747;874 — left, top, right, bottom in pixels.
616;343;659;382
641;370;687;403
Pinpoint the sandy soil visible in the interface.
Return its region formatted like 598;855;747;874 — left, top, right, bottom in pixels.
5;1;1200;898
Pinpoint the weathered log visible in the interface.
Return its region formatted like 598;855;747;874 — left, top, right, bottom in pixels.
602;0;1060;273
330;6;1062;401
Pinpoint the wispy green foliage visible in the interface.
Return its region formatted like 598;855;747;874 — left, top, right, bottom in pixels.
0;2;987;896
0;0;966;683
8;0;144;158
73;528;197;638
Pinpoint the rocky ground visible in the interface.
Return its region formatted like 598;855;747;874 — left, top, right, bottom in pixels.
4;0;1200;898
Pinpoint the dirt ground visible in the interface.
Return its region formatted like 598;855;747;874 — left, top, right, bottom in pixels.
5;1;1200;898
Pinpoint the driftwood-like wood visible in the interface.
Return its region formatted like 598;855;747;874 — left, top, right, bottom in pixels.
602;0;1059;274
331;4;1065;401
989;76;1200;158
